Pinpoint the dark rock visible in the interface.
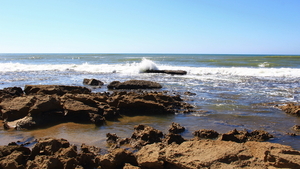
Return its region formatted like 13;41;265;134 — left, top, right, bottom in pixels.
83;78;104;86
144;69;187;75
30;138;70;158
24;85;91;95
193;129;219;139
218;129;273;143
168;122;185;134
107;80;162;89
184;91;196;96
163;133;185;144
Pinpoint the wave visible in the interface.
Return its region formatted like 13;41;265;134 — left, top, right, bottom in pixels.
1;60;300;78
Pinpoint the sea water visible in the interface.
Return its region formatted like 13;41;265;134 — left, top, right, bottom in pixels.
1;53;300;149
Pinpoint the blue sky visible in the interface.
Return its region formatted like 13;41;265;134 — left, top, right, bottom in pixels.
0;0;299;54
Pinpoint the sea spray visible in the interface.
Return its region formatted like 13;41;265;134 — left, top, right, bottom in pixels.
138;58;159;73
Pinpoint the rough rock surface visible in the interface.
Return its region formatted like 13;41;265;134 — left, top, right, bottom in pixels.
136;140;300;169
1;126;300;168
278;103;300;116
83;78;104;86
193;129;219;139
0;85;193;129
218;129;274;143
168;122;185;134
107;80;162;89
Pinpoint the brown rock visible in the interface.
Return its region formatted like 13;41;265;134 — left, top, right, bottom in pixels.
97;148;137;169
136;139;300;169
163;133;185;145
293;125;300;131
83;78;104;86
24;85;91;95
107;80;162;89
0;96;35;121
168;122;185;134
30;138;70;158
130;125;163;149
278;103;300;116
218;129;273;143
193;129;219;139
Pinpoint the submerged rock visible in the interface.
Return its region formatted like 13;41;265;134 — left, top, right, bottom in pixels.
218;129;274;143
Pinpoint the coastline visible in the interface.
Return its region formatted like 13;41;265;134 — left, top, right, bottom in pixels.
1;81;300;168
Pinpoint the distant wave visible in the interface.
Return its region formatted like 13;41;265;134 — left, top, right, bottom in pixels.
1;61;300;78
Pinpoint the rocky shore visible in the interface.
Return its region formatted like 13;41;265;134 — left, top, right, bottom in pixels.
0;83;193;130
0;123;299;169
1;81;300;168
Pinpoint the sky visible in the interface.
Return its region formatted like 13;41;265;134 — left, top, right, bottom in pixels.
0;0;299;54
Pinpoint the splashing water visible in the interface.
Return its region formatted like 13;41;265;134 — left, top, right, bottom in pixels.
138;58;159;72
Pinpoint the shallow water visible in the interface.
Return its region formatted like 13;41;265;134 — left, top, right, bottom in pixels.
1;53;300;150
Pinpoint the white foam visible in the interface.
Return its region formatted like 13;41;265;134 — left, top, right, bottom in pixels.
1;60;300;79
138;58;159;72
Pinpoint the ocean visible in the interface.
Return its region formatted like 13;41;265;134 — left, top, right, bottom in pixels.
1;53;300;149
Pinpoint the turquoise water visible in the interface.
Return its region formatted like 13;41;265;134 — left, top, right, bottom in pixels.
1;53;300;150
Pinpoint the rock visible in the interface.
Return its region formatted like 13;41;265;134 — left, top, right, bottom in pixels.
97;148;137;169
278;103;300;116
193;129;219;139
168;122;185;134
218;129;273;143
144;69;187;75
24;85;91;95
83;78;104;86
293;125;300;131
30;138;70;158
1;85;193;129
0;96;35;121
107;80;162;89
162;133;185;145
130;125;163;149
135;143;165;169
136;139;300;169
184;91;196;96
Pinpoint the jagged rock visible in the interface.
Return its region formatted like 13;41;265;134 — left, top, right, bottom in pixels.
218;129;273;143
130;125;163;149
96;148;137;169
107;80;162;89
278;103;300;116
83;78;104;86
163;133;185;145
168;122;185;134
24;85;91;95
193;129;219;139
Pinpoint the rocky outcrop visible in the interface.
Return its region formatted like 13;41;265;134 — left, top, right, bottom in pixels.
278;103;300;116
107;80;162;89
136;140;300;169
83;78;104;86
144;70;187;75
24;85;91;95
0;85;193;129
218;129;274;143
1;125;299;169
